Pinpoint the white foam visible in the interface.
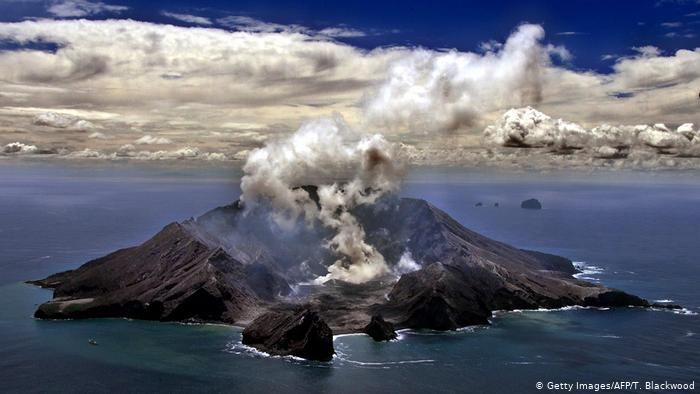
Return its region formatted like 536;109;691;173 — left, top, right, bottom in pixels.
572;261;605;281
225;341;328;363
672;308;698;316
653;299;675;303
340;358;435;366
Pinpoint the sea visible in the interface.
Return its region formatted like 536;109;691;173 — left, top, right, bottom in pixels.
0;161;698;393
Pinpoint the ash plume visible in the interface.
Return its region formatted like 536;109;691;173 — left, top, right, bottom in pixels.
240;114;404;284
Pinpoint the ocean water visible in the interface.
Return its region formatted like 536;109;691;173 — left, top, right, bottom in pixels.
0;162;698;393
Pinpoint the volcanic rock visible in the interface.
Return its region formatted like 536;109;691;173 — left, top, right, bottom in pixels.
29;192;667;357
242;309;334;361
521;198;542;210
364;314;397;341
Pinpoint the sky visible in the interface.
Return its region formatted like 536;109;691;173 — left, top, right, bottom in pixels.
1;0;700;168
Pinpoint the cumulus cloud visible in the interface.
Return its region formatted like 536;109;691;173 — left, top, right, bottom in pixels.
0;18;698;168
483;106;588;149
33;112;95;130
161;12;212;26
135;134;172;145
484;107;700;158
240;115;403;284
3;142;38;154
363;24;556;132
48;0;128;18
63;146;229;161
88;131;108;139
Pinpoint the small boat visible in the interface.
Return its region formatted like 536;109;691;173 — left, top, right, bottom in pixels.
88;339;98;346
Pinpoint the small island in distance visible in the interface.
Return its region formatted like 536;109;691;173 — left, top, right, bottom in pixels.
521;198;543;210
28;188;679;361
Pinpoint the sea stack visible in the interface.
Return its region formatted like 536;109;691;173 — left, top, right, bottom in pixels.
242;309;334;361
521;198;542;210
363;314;398;341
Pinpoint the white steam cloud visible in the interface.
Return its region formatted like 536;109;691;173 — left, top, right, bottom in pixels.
363;24;562;132
240;115;403;284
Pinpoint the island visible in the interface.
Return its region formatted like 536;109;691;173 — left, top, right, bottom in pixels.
28;190;676;361
521;198;543;210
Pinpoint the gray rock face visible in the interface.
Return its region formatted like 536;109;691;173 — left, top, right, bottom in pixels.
242;309;334;361
521;198;542;210
29;192;668;361
364;314;397;341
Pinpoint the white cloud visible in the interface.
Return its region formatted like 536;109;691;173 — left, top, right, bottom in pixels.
216;15;366;38
33;112;95;130
483;106;700;158
48;0;128;17
161;11;212;26
661;21;683;28
3;142;38;154
216;15;301;33
134;134;172;145
363;24;552;132
483;106;588;149
0;19;698;168
88;131;108;139
316;27;366;38
632;46;662;57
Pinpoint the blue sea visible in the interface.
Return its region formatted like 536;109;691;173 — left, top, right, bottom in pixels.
0;161;698;393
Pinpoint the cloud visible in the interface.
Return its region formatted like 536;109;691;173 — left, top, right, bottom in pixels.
216;15;300;33
483;106;699;157
483;106;588;149
0;19;698;168
556;31;585;36
65;146;229;160
33;112;95;130
3;142;38;154
632;46;662;57
363;24;553;132
47;0;128;18
661;22;683;28
134;134;172;145
161;11;212;26
316;27;366;38
216;15;366;38
88;131;108;139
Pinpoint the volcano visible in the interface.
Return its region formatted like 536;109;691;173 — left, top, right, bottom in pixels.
29;190;673;360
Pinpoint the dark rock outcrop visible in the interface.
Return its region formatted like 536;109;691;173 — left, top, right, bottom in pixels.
364;314;397;341
521;198;542;210
30;222;290;324
521;249;578;275
242;309;334;361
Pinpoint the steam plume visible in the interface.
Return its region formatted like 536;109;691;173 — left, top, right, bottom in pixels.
363;24;561;132
240;115;403;284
